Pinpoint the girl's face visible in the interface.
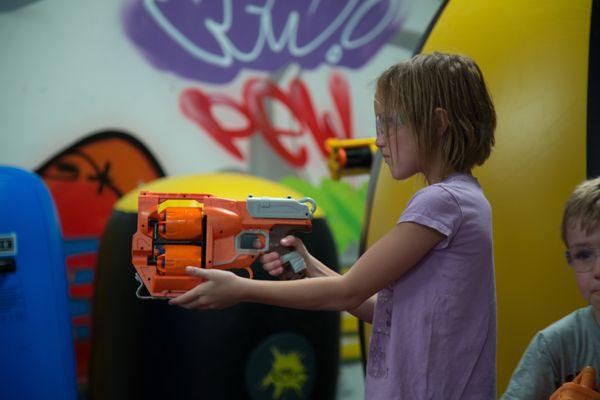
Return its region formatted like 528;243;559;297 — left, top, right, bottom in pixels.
374;97;421;180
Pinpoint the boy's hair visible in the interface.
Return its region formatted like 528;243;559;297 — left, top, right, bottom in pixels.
561;176;600;245
376;52;496;175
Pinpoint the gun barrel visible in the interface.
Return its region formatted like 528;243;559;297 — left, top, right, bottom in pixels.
158;207;203;240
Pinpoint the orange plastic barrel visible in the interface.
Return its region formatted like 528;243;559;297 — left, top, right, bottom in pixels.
156;245;201;275
158;207;203;240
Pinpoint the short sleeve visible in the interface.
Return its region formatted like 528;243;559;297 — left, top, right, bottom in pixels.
397;185;462;249
500;333;558;400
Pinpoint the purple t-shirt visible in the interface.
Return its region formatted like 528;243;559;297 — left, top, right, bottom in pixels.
365;173;496;399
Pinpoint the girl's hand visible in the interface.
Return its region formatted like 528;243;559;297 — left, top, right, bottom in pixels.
260;236;324;278
168;267;244;310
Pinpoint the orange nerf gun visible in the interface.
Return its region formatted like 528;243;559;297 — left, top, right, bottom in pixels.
550;366;600;400
131;191;317;299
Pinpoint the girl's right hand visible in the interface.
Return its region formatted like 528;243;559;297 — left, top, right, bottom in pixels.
260;235;321;278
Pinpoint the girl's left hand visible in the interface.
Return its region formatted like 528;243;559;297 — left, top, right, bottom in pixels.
168;267;243;310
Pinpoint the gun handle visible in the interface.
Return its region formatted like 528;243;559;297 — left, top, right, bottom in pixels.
276;247;307;280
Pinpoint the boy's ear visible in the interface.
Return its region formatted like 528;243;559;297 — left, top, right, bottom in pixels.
433;107;449;136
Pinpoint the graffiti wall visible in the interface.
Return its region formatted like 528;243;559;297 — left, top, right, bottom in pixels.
0;0;442;398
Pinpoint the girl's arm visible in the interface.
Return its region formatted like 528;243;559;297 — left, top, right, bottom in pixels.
169;222;444;313
348;295;377;324
284;247;377;323
298;250;378;323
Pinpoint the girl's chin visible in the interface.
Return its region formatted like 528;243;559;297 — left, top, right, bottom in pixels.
391;170;412;180
392;168;422;180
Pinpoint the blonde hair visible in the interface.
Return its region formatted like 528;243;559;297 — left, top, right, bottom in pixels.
376;52;496;176
561;177;600;245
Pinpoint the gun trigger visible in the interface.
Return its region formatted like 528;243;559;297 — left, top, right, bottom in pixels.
280;251;306;273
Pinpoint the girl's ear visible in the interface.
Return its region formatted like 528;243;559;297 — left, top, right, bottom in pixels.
433;107;449;136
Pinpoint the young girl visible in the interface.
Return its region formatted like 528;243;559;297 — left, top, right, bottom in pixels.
170;52;498;399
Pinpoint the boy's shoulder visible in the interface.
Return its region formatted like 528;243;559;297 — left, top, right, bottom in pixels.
537;306;597;345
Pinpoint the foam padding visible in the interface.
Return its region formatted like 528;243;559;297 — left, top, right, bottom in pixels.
0;166;76;400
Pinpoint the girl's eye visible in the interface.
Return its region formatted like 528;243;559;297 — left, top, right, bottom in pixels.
574;249;592;261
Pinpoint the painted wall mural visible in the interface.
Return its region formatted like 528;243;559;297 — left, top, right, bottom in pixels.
0;0;435;398
123;0;403;83
180;72;352;166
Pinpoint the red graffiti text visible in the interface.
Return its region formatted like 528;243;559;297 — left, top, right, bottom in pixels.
179;73;353;167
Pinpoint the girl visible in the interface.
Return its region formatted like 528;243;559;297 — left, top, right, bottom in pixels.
170;52;498;399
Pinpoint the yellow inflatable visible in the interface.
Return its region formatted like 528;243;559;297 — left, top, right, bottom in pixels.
116;172;323;218
363;0;592;394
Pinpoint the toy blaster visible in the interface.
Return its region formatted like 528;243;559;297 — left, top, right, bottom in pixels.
131;191;317;299
550;366;600;400
325;138;377;180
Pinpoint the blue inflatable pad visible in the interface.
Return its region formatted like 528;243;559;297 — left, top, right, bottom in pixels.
0;166;76;400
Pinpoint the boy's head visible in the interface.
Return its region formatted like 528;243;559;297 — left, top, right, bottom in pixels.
561;177;600;314
375;52;496;177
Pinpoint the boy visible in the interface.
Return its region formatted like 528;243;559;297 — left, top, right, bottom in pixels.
501;177;600;399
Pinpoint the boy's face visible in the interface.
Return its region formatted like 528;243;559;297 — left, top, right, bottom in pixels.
565;225;600;316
